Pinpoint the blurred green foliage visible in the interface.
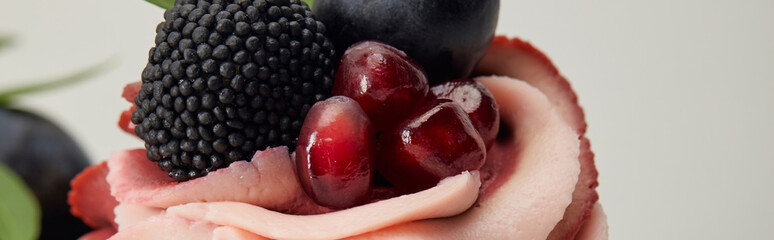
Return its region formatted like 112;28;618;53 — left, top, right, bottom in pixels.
0;163;41;240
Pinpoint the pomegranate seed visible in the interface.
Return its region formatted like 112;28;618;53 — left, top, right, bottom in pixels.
332;41;429;130
377;99;486;194
295;96;374;209
431;78;500;149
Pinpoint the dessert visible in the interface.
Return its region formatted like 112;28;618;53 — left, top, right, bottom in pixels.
68;0;606;239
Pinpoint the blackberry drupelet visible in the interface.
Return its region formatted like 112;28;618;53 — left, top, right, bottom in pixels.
132;0;337;181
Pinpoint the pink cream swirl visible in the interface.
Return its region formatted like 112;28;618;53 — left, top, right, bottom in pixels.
69;36;606;240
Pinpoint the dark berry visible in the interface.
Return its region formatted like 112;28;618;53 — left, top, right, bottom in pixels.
0;108;91;238
134;0;336;181
313;0;499;84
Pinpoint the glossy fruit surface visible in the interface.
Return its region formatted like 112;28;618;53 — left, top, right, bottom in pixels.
0;108;91;239
295;96;374;209
431;78;499;149
314;0;500;84
376;99;486;193
332;41;429;130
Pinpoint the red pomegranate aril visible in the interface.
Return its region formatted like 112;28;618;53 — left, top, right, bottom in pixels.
431;78;500;150
332;41;429;130
295;96;374;209
377;99;487;194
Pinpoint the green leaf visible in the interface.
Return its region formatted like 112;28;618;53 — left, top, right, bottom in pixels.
0;163;41;240
145;0;174;9
302;0;314;8
0;58;117;106
0;35;13;53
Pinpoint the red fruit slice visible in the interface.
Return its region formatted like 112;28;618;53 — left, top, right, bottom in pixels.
574;203;608;240
549;137;599;240
117;105;136;136
68;162;119;229
121;81;142;103
476;36;587;135
475;36;600;239
118;81;141;135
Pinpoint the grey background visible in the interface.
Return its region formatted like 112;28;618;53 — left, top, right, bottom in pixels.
1;0;772;239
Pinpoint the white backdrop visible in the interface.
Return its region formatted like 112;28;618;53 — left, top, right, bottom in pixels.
1;0;772;239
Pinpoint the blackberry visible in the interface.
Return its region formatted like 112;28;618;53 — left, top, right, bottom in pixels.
133;0;337;181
